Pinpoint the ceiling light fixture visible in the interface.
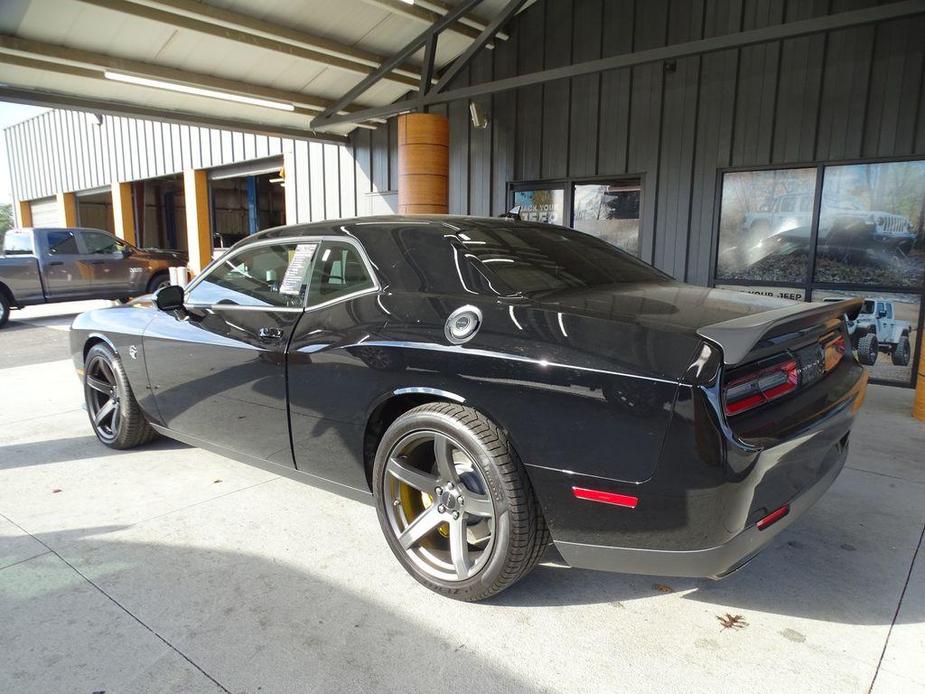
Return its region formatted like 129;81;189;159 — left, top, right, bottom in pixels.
103;72;296;112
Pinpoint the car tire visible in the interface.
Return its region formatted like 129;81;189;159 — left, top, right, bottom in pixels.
372;402;549;601
0;292;10;328
84;342;157;449
891;335;911;367
146;272;171;295
857;333;879;366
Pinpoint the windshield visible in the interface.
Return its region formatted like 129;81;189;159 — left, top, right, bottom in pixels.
452;224;667;296
861;300;875;314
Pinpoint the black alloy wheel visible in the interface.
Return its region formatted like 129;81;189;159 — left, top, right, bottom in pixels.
84;343;157;449
373;403;549;601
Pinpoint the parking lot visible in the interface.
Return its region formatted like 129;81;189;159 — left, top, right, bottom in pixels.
1;302;923;694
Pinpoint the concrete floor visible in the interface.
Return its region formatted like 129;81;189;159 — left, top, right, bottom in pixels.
1;302;923;694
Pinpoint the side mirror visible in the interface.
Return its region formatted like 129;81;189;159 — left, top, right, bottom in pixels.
155;284;185;311
122;246;134;257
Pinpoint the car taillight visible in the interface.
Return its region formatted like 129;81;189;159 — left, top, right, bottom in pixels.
724;359;799;416
824;334;846;371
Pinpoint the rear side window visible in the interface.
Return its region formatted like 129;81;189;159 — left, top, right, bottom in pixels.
187;242;317;308
2;230;33;255
306;241;375;306
46;230;79;255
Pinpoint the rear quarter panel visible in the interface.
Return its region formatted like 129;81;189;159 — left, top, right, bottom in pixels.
287;291;692;491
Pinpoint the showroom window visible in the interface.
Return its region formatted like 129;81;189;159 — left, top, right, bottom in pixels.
573;183;641;256
714;159;925;387
512;187;565;225
511;178;642;256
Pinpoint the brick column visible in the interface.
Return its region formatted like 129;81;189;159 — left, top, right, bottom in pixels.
16;200;32;227
397;113;449;214
57;192;77;226
183;169;212;274
111;182;137;246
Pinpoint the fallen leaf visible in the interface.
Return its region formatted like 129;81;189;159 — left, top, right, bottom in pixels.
717;613;748;630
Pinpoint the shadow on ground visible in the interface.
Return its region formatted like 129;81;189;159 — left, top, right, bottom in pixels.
0;525;538;694
0;435;190;469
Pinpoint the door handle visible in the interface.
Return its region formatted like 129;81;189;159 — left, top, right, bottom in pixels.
48;261;63;266
257;327;284;343
89;260;105;265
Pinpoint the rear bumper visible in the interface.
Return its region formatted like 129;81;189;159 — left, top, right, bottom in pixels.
554;418;851;579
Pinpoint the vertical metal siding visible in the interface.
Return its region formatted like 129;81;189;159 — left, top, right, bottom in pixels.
5;109;358;227
348;0;925;284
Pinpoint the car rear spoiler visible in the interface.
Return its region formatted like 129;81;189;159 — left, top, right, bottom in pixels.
697;298;862;366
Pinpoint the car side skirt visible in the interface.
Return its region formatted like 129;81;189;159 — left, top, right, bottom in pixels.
149;424;374;506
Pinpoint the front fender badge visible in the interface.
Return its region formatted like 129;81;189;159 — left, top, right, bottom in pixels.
128;345;138;360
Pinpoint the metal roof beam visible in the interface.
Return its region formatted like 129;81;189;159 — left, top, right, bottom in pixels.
415;0;510;41
75;0;423;88
357;0;492;44
0;85;349;144
314;0;925;129
0;34;382;125
312;0;485;125
431;0;526;94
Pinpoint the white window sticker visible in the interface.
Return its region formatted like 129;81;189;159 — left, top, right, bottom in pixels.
279;243;317;295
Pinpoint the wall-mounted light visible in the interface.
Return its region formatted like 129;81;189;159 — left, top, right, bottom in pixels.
103;72;296;112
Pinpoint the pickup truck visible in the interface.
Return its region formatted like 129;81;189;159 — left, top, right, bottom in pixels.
0;227;185;328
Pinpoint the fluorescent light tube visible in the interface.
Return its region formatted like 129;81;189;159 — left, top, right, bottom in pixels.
103;72;295;112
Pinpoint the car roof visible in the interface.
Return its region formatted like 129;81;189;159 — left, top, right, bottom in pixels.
244;215;522;245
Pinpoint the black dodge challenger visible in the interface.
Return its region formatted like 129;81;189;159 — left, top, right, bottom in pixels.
70;216;868;601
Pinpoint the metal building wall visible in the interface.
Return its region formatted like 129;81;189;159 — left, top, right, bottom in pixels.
349;0;925;285
3;110;355;228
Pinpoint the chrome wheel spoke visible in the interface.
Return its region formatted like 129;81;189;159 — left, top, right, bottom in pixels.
86;376;110;394
387;457;438;493
449;517;471;580
398;505;443;550
94;398;115;425
434;435;458;483
463;491;493;518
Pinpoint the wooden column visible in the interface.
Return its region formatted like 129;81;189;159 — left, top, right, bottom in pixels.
57;192;77;227
914;341;925;421
16;200;32;227
111;182;137;246
397;113;449;214
183;169;212;274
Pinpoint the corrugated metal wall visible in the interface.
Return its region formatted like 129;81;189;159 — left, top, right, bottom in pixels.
3;110;357;228
350;0;925;285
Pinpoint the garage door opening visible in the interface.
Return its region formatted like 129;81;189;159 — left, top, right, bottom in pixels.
76;189;115;233
132;174;187;253
209;158;285;256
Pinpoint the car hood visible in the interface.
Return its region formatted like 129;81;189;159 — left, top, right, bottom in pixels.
135;248;187;262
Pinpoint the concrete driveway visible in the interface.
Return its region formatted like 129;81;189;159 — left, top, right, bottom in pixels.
1;303;923;694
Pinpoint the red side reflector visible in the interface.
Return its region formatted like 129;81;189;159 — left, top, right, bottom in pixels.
756;504;790;530
572;487;638;509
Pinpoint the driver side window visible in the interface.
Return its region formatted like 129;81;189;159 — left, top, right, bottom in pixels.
187;242;317;308
82;231;126;255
